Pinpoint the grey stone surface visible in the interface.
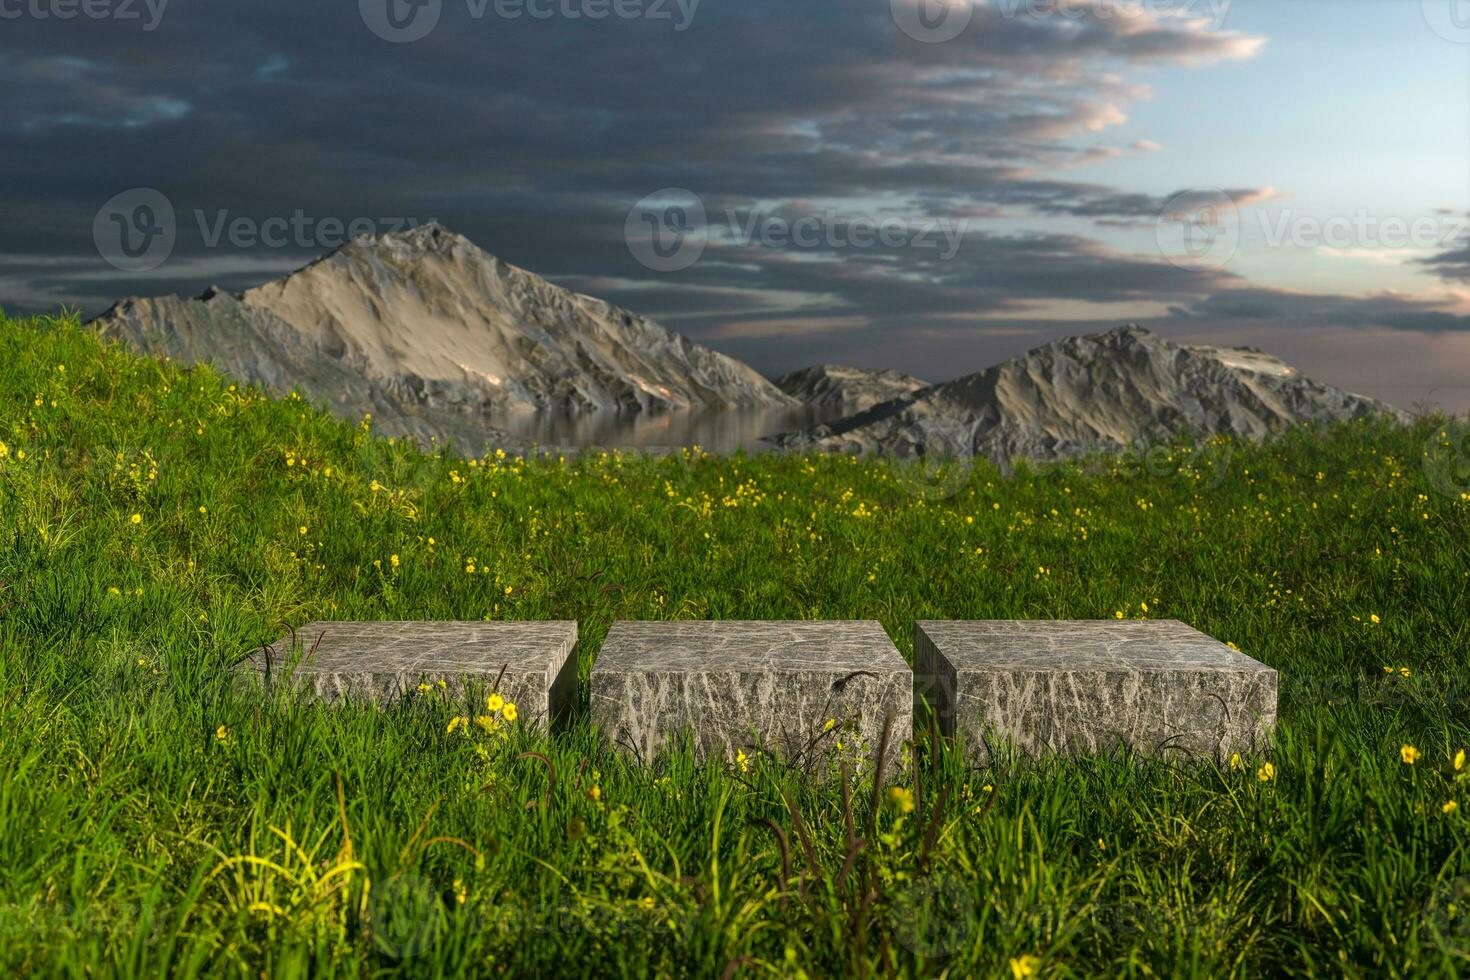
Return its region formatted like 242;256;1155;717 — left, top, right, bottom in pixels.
245;621;578;726
590;621;911;775
915;620;1277;763
772;364;929;412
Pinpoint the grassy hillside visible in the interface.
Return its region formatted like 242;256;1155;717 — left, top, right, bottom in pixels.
1;314;1468;978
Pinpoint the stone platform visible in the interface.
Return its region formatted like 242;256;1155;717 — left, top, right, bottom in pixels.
245;621;578;727
915;620;1276;763
590;620;911;775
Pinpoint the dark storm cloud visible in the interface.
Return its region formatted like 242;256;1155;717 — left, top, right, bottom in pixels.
1169;287;1470;334
1;0;1271;339
1037;186;1279;221
1416;236;1470;283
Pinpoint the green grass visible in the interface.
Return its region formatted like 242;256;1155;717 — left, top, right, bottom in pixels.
2;313;1469;978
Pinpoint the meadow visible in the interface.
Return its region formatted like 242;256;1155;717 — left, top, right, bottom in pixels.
2;313;1469;977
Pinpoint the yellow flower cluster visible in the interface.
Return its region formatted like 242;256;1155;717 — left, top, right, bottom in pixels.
446;691;519;736
1009;955;1040;978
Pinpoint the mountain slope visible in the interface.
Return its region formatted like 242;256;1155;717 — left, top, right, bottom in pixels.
90;224;793;449
773;364;928;412
772;325;1405;461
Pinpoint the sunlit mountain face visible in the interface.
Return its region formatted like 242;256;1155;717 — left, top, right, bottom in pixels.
2;1;1467;409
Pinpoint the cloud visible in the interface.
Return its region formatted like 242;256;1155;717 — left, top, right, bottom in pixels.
1038;186;1280;223
0;56;191;130
1416;239;1470;283
1168;286;1470;333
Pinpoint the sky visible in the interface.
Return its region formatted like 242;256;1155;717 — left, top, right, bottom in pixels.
2;0;1468;409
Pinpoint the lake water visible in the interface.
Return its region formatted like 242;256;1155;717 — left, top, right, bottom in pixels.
493;405;851;455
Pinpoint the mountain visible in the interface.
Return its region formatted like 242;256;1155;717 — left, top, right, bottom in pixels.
89;224;793;450
772;325;1405;461
773;364;928;412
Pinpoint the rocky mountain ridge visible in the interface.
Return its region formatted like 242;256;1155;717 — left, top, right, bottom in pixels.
88;229;1405;460
772;325;1404;462
90;224;792;449
773;364;929;412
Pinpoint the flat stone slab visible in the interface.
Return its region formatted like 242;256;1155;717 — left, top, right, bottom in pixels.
590;621;911;775
915;620;1277;763
246;621;578;727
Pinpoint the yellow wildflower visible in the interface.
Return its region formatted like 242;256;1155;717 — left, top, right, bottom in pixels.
215;725;229;742
1444;801;1460;814
1455;749;1465;772
130;513;142;525
888;786;915;814
487;693;505;712
736;749;750;773
1257;762;1276;782
502;703;518;722
1402;745;1421;765
1010;955;1040;979
447;716;468;734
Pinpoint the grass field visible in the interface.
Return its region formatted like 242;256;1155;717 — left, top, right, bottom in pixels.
2;313;1469;977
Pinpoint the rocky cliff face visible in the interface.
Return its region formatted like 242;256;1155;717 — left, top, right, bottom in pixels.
90;224;793;449
773;364;928;412
772;326;1405;461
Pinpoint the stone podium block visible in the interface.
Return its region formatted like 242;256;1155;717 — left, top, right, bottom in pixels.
915;620;1276;763
590;621;911;775
245;621;578;727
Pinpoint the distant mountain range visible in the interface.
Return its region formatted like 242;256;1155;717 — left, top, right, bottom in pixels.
90;224;791;449
773;364;928;412
87;225;1404;462
772;325;1405;460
